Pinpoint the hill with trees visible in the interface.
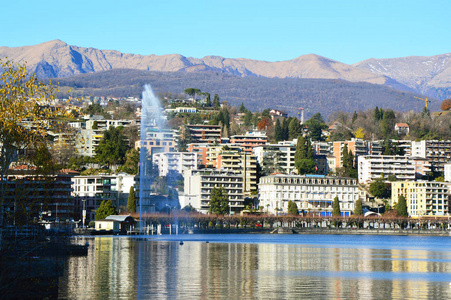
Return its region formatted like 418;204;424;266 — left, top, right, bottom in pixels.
52;69;439;118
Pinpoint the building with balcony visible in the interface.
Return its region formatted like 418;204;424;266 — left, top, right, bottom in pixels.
153;152;199;177
358;155;431;184
186;124;221;143
70;117;136;157
3;167;76;224
332;139;383;169
253;141;297;175
391;181;449;217
229;131;268;153
258;174;358;215
183;169;245;214
72;173;135;222
411;140;451;173
135;128;176;158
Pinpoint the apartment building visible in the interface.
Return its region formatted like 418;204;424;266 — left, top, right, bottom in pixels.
135;128;176;158
253;141;297;175
391;181;449;217
411;140;451;173
229;131;268;153
153;152;198;177
258;174;358;215
186;124;221;143
4;168;76;223
216;150;258;193
332;139;383;169
358;155;431;184
70;117;135;157
72;173;135;221
183;169;245;214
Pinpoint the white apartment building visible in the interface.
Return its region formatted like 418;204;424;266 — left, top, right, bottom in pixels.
183;169;245;214
445;163;451;182
358;155;431;184
153;152;198;177
72;173;135;221
253;141;297;174
258;174;358;216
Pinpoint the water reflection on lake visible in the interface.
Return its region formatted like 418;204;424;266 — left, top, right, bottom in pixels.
59;234;451;299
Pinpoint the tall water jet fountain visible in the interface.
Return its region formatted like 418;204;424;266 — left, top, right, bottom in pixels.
138;84;167;233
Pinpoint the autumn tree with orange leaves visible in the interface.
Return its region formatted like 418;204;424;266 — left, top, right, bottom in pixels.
440;99;451;111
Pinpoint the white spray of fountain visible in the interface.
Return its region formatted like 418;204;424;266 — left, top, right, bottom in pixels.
138;85;178;234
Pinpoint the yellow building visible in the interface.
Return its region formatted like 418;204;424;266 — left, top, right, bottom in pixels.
391;181;449;217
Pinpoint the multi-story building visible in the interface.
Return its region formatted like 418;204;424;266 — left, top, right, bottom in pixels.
72;173;135;222
332;139;383;169
153;152;198;177
358;155;431;184
186;124;221;143
411;140;451;173
391;181;449;217
187;143;210;167
258;174;358;216
444;163;451;182
183;169;245;214
4;167;76;223
216;150;258;193
229;131;267;153
253;141;297;175
135;128;176;158
70;116;136;157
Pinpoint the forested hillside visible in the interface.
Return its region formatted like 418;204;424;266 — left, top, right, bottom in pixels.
53;69;439;117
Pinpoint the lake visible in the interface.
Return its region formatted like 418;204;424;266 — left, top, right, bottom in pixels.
59;234;451;299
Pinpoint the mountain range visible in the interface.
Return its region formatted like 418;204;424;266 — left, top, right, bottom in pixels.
1;40;451;100
1;40;450;117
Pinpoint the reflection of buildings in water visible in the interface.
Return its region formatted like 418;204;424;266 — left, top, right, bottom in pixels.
199;243;258;299
391;249;430;299
61;237;137;298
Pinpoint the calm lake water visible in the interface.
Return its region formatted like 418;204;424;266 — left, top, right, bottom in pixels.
59;234;451;299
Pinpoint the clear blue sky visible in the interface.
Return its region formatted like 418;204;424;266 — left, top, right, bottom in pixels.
1;0;450;64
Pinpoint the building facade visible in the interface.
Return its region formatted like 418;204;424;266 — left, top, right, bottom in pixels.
391;181;449;217
153;152;198;177
183;169;245;214
358;155;431;184
258;174;358;215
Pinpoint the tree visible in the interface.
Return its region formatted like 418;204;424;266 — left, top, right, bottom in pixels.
209;187;229;215
288;118;302;140
0;59;72;228
354;127;365;139
95;200;117;220
95;126;129;166
205;93;211;107
127;186;136;213
295;159;316;175
213;94;220;108
287;200;299;215
121;148;140;174
294;135;306;161
333;196;341;217
239;102;247;113
396;195;408;217
274;119;283;142
184;88;201;99
243;110;253;126
282;118;289;140
257;117;271;131
369;179;389;198
440;99;451;111
354;199;363;215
